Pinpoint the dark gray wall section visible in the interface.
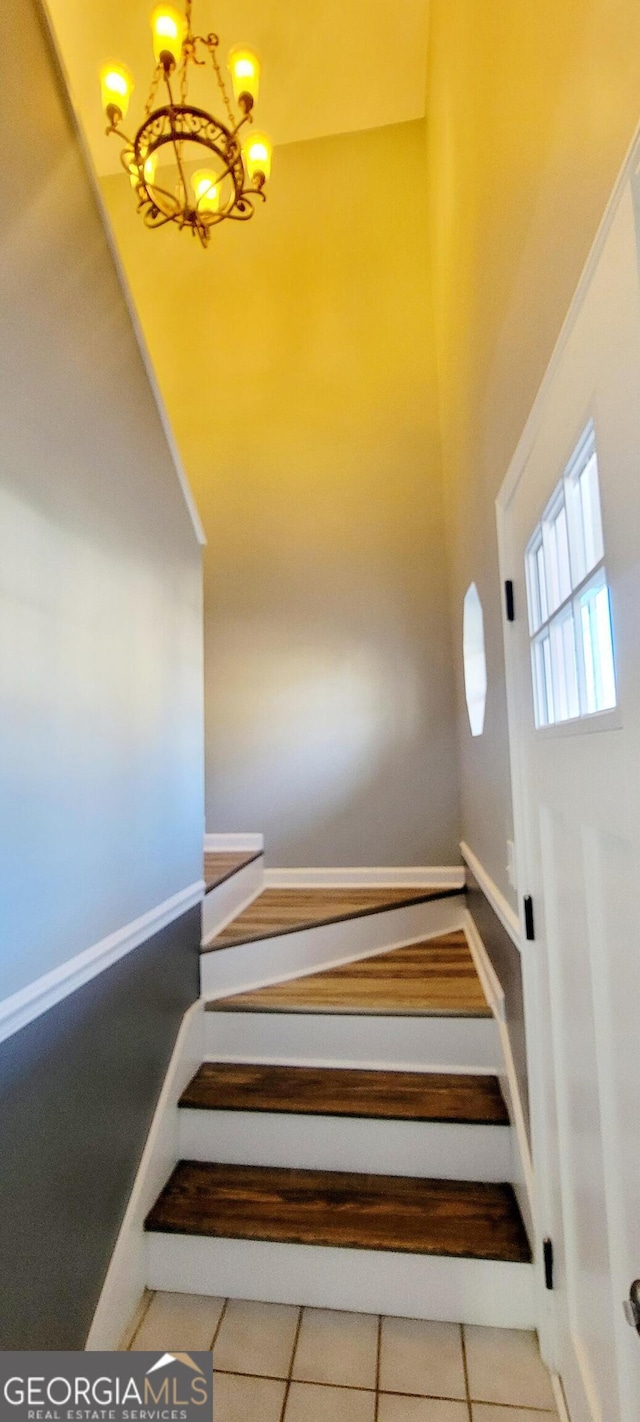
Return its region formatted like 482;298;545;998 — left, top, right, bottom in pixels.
0;908;200;1350
466;873;530;1141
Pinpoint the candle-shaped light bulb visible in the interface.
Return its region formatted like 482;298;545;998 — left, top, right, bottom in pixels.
227;46;261;111
100;63;134;123
192;169;220;213
244;133;272;187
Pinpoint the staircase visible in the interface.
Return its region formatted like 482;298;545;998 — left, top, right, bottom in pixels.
143;856;535;1330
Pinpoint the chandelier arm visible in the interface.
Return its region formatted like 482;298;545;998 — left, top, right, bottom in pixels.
162;71;191;212
229;110;253;143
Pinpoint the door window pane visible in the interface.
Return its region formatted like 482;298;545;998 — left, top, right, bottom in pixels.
523;423;617;727
579;578;617;714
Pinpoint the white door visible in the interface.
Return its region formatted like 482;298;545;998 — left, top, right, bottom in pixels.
500;171;640;1422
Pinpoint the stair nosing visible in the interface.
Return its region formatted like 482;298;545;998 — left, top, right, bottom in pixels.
200;885;464;953
205;1002;493;1018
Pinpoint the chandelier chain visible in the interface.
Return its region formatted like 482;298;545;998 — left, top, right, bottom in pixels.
181;0;193;103
207;36;236;131
144;62;163;119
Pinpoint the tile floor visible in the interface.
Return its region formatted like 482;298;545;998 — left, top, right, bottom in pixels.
129;1293;560;1422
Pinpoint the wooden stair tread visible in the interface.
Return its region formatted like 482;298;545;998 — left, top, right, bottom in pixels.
201;886;462;953
207;934;491;1017
146;1162;530;1263
204;850;263;893
179;1064;509;1124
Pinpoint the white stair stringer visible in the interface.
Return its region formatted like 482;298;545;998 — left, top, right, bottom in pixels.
202;1006;502;1073
146;1233;536;1329
201;857;264;948
200;892;465;998
178;1106;514;1182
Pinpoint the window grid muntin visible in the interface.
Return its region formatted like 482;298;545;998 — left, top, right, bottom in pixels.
525;424;617;728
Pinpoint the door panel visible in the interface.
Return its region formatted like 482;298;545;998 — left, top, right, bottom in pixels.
502;176;640;1421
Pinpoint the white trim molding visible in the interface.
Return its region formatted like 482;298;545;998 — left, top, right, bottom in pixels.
263;866;465;889
86;999;205;1349
204;833;264;853
463;912;535;1241
0;880;204;1047
463;911;506;1022
460;841;521;949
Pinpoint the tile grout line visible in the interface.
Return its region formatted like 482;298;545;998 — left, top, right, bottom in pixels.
278;1304;303;1422
374;1315;382;1421
209;1296;228;1351
127;1290;156;1350
460;1323;473;1422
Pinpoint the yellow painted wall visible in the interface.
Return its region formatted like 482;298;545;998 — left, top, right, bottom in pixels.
427;0;640;899
103;119;461;865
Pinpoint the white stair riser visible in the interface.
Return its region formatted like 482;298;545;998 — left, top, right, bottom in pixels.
146;1234;536;1328
201;859;264;947
178;1109;514;1182
203;1010;502;1072
200;895;466;998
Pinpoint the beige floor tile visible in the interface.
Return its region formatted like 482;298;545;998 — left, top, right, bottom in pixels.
214;1298;300;1378
472;1408;558;1422
379;1318;466;1400
464;1327;556;1409
130;1291;224;1351
212;1372;286;1422
284;1381;376;1422
379;1396;468;1421
292;1307;379;1388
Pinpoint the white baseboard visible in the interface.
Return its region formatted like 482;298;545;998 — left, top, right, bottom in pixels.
147;1234;536;1328
460;841;521;949
85;1000;205;1350
264;867;465;889
0;880;204;1048
204;833;264;852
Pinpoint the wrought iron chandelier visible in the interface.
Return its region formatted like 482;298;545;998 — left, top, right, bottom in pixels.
99;2;272;247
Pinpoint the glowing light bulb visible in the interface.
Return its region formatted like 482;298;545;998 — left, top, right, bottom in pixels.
192;170;220;213
143;152;158;185
244;133;272;186
100;63;134;122
227;46;260;110
150;5;186;68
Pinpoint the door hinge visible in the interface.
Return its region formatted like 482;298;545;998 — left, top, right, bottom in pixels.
504;580;515;622
543;1237;554;1291
524;895;535;941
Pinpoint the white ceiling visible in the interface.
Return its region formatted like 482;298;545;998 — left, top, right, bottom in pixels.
45;0;431;176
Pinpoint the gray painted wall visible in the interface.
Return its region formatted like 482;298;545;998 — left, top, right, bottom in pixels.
0;0;204;1348
101;122;462;869
0;0;203;1002
467;875;530;1141
0;907;200;1349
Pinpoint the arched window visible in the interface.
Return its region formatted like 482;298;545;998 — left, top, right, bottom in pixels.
463;582;487;736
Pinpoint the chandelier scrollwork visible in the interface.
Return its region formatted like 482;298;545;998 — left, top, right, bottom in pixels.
100;2;272;247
